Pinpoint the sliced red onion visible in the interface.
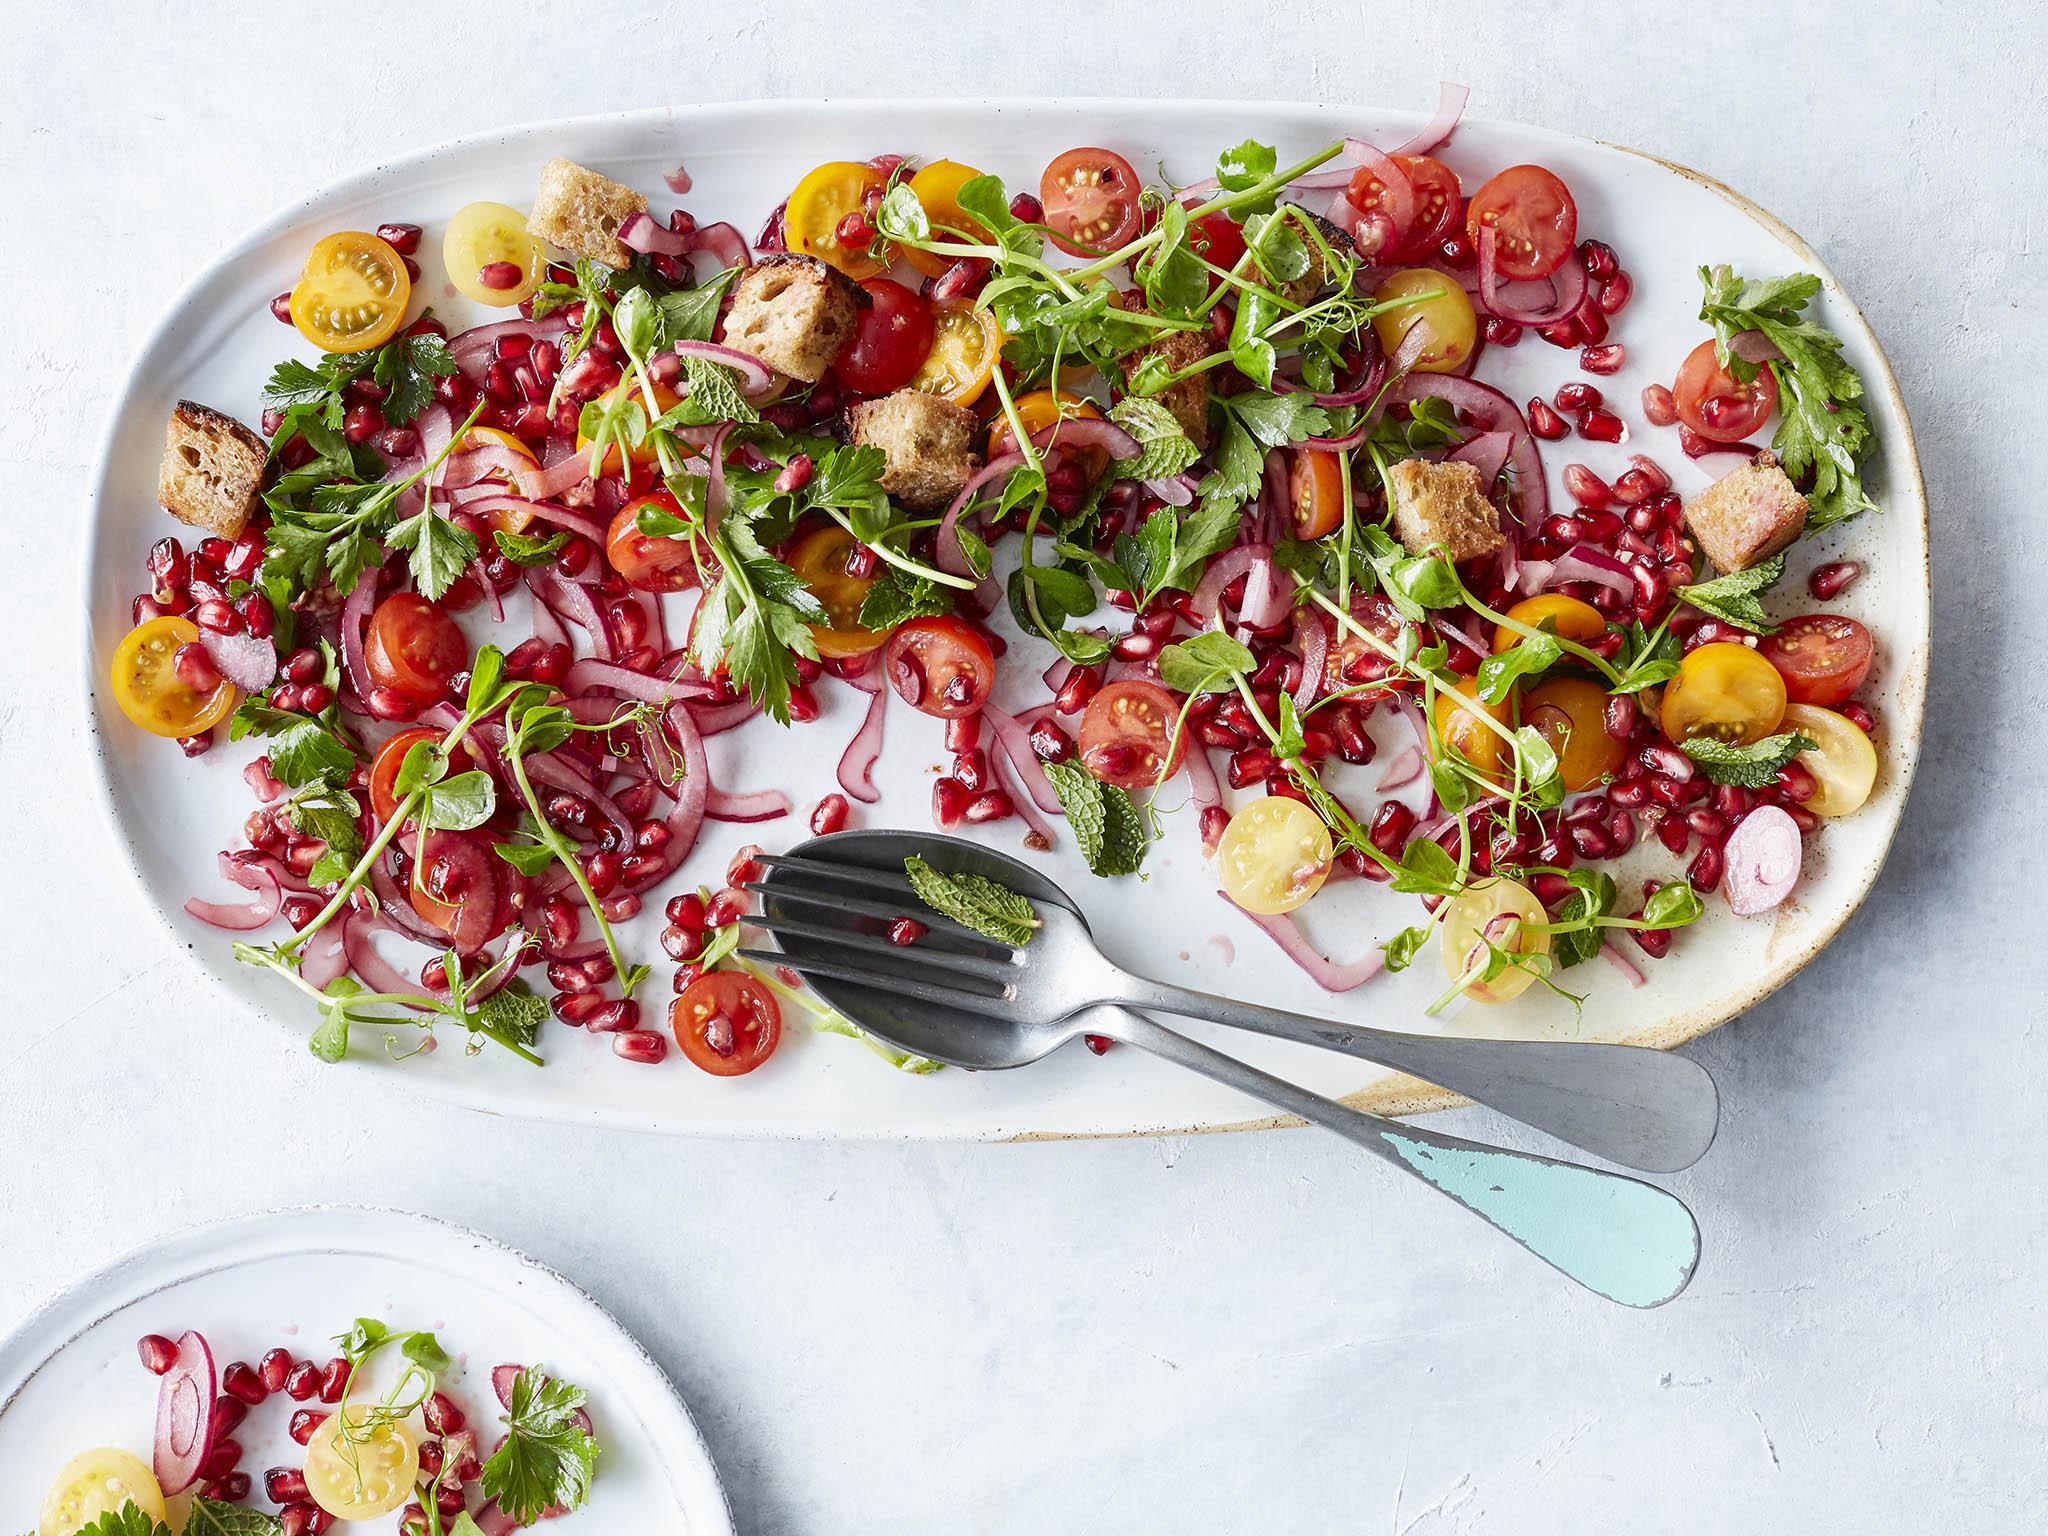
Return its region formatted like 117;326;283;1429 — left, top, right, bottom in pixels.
527;753;635;846
185;861;282;931
339;566;380;707
937;451;1022;589
1723;805;1802;915
441;442;536;491
1433;613;1489;659
1236;555;1288;633
1184;737;1221;816
154;1331;217;1494
530;569;613;660
1290;611;1327;713
1191;543;1270;625
563;658;713;703
982;705;1063;817
1312;349;1390;410
1344;142;1415;232
450;316;570;379
1729;329;1785;366
1390;80;1471;156
706;785;792;822
837;686;887;805
1515;558;1556;596
1385;375;1547;529
1375;744;1424;791
1300;422;1370;453
512;445;595;500
619;210;692;257
689;699;761;737
669;340;778;395
1031;416;1142;460
1226;897;1386;992
1142;473;1196;506
693;221;751;270
1600;943;1646;988
1447;429;1514;489
665;163;693;194
199;627;278;693
471;1504;519;1536
301;918;351;990
1547;544;1636;599
989;739;1056;847
458;495;609;549
344;918;424;996
1477;228;1590;325
369;850;449;944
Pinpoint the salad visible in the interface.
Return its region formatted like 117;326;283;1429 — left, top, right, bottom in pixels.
35;1318;597;1535
110;83;1886;1073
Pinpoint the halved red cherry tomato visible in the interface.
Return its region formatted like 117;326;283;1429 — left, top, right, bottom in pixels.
1322;592;1407;693
1041;147;1144;258
672;971;781;1076
607;492;710;593
289;232;411;354
409;828;507;953
834;278;935;396
1078;679;1187;789
1185;207;1247;291
369;728;475;823
1289;447;1345;539
1674;338;1781;444
788;524;886;658
1347;154;1461;261
882;616;995;718
365;593;467;704
1760;614;1873;707
1464;165;1578;281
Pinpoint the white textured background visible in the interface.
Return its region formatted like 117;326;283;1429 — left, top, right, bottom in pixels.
2;2;2039;1529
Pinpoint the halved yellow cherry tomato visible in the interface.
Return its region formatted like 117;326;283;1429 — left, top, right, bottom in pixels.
789;524;887;657
1372;268;1477;374
111;615;240;737
576;379;684;476
1660;641;1787;747
785;161;889;279
909;300;1000;405
304;1406;420;1520
1441;877;1551;1004
453;425;540;531
989;388;1106;478
40;1448;165;1536
1523;677;1626;792
1217;795;1334;915
1492;593;1605;654
444;201;544;307
1782;702;1877;817
1432;675;1509;780
903;160;993;278
290;231;410;353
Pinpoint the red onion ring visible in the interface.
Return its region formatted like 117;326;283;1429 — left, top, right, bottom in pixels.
837;685;887;804
338;567;380;707
989;741;1056;847
1600;943;1646;988
1290;610;1327;714
1390;80;1471;156
1447;429;1514;488
982;705;1063;817
1141;472;1198;507
185;863;282;931
449;316;570;379
1476;228;1590;325
1375;744;1425;791
1547;545;1636;598
529;568;613;659
300;917;352;990
937;451;1022;593
619;210;692;258
512;445;595;500
1226;897;1386;992
441;443;540;490
1191;543;1270;625
706;785;792;822
693;222;752;271
368;851;449;944
344;917;426;996
1385;375;1547;529
669;340;778;395
457;495;609;549
563;658;714;703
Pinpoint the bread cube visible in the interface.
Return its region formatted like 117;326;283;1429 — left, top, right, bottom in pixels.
1683;451;1809;574
847;390;980;511
1385;458;1504;564
158;401;267;540
721;256;864;384
527;157;649;270
1114;294;1214;448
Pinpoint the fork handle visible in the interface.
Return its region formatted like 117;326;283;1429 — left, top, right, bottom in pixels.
1097;1008;1698;1307
1105;974;1718;1174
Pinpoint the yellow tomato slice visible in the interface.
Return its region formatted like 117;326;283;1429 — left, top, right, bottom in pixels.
1492;593;1604;654
290;231;410;353
304;1406;419;1520
1216;795;1334;915
785;161;889;279
39;1448;166;1536
904;160;992;278
1523;677;1626;792
576;379;684;476
111;615;239;738
789;524;886;657
909;301;1000;405
1440;878;1551;1004
1373;268;1477;374
1782;703;1877;817
1660;641;1787;747
444;201;545;307
1431;676;1509;780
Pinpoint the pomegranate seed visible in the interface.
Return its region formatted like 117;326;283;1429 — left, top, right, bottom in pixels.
1597;271;1634;315
170;643;220;695
1198;804;1230;853
774;453;814;493
932;776;970;827
1111;631;1158;662
1483;317;1523;346
319;1357;348;1403
267;1467;312;1503
942;715;982;754
1688;842;1725;892
281;1506;315;1536
282;1361;321;1401
222;1361;267;1405
212;1395;248;1438
953;747;990;792
192;598;243;635
1642;384;1678;427
658;926;702;963
666;891;708;930
1578;408;1626;444
375;221;422;254
138;1334;179;1374
1054;666;1101;715
888;917;927;946
706;886;748;926
478;259;525;291
612;1030;667;1063
1555;381;1602;414
1009;192;1045;222
1629;915;1672;959
1808;560;1862;600
726;845;764;886
1029;717;1075;763
809;792;850;835
1775;761;1820;803
1575;299;1610;346
1084;1034;1114;1055
259;1348;294;1393
634;819;672;854
1526;398;1568;440
366;686;419;722
1579;239;1619;281
213;1472;252;1501
270;292;295;324
963;789;1013;823
1580;343;1625;375
288;1409;329;1447
199;1439;242;1479
583;999;639;1033
422;1391;466;1435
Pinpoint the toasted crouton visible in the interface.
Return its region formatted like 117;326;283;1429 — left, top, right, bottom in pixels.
1683;451;1809;574
158;401;267;540
527;157;649;270
721;256;865;384
1273;209;1351;307
1113;293;1215;449
847;390;979;512
1385;458;1503;565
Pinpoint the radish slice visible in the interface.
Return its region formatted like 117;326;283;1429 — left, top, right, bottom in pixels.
154;1330;217;1494
1723;805;1803;915
198;628;277;692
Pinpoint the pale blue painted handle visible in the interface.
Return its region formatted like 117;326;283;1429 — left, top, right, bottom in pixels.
1109;1011;1700;1307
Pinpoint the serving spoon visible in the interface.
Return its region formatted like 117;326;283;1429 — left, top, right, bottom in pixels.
746;830;1701;1307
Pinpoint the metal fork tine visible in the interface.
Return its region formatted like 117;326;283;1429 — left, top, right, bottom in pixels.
755;852;922;898
741;880;1011;952
747;914;1015;982
735;949;1011;1009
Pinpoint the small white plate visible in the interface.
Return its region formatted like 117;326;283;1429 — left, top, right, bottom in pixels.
82;100;1928;1138
0;1207;732;1532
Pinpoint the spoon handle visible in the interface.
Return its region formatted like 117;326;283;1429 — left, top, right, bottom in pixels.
1106;973;1718;1174
1099;1009;1699;1308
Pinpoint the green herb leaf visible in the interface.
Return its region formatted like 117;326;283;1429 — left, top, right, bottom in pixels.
476;979;550;1051
1379;925;1431;972
481;1369;600;1524
371;329;459;426
1157;631;1255;694
1473;627;1563;704
1643;881;1705;928
858;568;952;630
1390;837;1462;896
1216;140;1279;214
655;269;740;344
1677;553;1785;634
417;769;497;832
903;856;1041;946
1552;870;1618;969
74;1503;173;1536
403;1331;452;1373
494;528;571;566
1678;731;1817;787
309;977;362;1063
1043;761;1149;877
1107;396;1200;482
185;1499;285;1536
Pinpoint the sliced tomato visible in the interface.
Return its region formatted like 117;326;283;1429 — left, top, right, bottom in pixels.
1760;614;1873;707
607;492;710;593
365;592;467;704
672;971;782;1075
1185;208;1247;291
784;160;889;279
110;614;239;737
1492;593;1605;654
444;202;544;307
908;300;1000;405
882;616;995;717
289;231;411;353
1346;154;1461;260
1041;147;1144;258
834;278;935;395
789;524;886;658
1289;447;1345;538
1464;165;1578;281
1660;641;1787;746
1674;338;1780;443
1078;679;1187;789
1522;677;1626;792
409;828;506;953
904;160;993;278
577;379;684;478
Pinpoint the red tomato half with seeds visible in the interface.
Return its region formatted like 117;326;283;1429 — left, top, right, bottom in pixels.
1078;679;1187;790
365;593;467;704
1346;154;1461;261
608;492;710;593
1759;614;1873;707
1041;147;1143;258
672;971;781;1075
1673;338;1780;443
834;278;935;396
1184;208;1247;291
882;616;996;718
1464;164;1577;280
368;727;475;823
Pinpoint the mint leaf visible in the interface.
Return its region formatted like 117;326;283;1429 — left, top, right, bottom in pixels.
494;527;571;566
1677;553;1785;634
1679;731;1817;787
902;856;1041;946
1108;395;1200;482
185;1499;284;1535
1043;761;1148;877
75;1504;173;1536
